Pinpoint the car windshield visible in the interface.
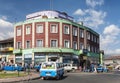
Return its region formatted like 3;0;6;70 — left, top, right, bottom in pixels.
42;63;55;69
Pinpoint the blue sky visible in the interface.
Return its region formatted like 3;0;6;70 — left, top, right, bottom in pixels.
0;0;120;56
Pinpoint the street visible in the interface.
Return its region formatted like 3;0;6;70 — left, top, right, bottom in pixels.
18;72;120;83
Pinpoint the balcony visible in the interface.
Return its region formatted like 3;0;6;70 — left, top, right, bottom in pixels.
0;47;14;52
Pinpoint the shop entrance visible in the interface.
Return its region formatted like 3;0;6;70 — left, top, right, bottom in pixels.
48;57;58;62
79;55;90;71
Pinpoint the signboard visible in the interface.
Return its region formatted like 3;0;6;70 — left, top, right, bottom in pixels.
24;54;32;58
83;49;88;54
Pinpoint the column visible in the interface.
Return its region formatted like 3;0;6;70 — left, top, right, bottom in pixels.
22;24;24;49
84;28;87;49
77;26;80;49
32;53;34;65
46;54;48;62
59;22;62;47
59;56;63;63
45;22;48;47
70;25;73;48
32;22;35;48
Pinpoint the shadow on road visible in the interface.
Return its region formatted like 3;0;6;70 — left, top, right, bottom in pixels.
42;75;68;81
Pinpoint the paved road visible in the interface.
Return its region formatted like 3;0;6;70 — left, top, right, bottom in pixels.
17;73;120;83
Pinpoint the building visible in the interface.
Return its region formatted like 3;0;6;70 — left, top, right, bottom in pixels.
104;55;120;65
13;10;100;66
0;38;14;63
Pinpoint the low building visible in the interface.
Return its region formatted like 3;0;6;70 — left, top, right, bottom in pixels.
104;56;120;65
0;38;14;64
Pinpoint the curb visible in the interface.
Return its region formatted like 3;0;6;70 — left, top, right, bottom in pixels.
0;74;40;83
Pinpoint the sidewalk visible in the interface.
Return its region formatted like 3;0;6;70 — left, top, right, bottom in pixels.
0;72;40;83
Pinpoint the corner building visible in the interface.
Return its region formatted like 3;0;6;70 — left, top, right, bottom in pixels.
13;10;100;66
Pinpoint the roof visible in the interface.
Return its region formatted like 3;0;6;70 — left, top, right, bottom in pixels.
105;55;120;60
0;37;14;43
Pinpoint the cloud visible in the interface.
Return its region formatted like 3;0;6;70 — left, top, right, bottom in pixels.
0;19;13;28
0;18;14;40
103;25;120;36
86;0;104;8
74;9;85;16
100;24;120;55
74;9;106;28
74;0;106;29
106;49;120;55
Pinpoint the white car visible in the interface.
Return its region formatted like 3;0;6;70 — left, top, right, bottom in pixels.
64;63;77;72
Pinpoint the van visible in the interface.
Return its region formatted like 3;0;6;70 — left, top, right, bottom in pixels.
40;62;64;80
64;63;77;72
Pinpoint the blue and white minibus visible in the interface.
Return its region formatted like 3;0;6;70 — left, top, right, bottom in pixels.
40;62;64;80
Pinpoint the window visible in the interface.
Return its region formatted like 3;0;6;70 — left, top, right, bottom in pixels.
64;25;69;34
26;41;30;48
64;40;70;48
17;42;21;49
36;25;43;33
26;25;31;34
91;34;94;41
80;43;84;49
91;46;94;52
50;24;58;33
97;38;99;44
80;29;84;38
94;36;96;43
87;44;90;51
36;40;43;47
73;27;77;36
87;32;90;40
51;40;58;47
94;47;97;53
17;27;21;36
73;41;77;49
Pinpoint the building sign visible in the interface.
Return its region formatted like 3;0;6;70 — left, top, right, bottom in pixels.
83;49;88;54
24;54;32;58
26;10;73;21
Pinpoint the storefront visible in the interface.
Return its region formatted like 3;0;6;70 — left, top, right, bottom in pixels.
15;54;22;65
8;55;15;64
34;53;46;65
24;54;32;64
48;53;60;62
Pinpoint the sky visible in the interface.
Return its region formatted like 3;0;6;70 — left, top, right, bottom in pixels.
0;0;120;56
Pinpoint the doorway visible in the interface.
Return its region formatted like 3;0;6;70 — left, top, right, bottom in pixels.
48;57;58;62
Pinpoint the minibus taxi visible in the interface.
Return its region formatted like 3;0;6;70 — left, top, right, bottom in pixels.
40;62;64;80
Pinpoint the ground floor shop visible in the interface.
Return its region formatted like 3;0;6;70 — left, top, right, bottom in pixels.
0;55;15;64
13;48;99;67
15;53;79;67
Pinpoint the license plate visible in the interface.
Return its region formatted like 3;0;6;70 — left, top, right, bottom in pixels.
46;73;51;76
46;72;51;76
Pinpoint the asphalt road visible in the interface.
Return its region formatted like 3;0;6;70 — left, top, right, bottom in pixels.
18;73;120;83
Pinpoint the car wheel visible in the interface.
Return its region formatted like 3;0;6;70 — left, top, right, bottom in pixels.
72;68;75;72
56;74;60;80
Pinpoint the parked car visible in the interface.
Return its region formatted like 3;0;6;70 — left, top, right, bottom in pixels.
96;64;108;73
63;63;77;72
3;65;24;71
34;64;41;72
